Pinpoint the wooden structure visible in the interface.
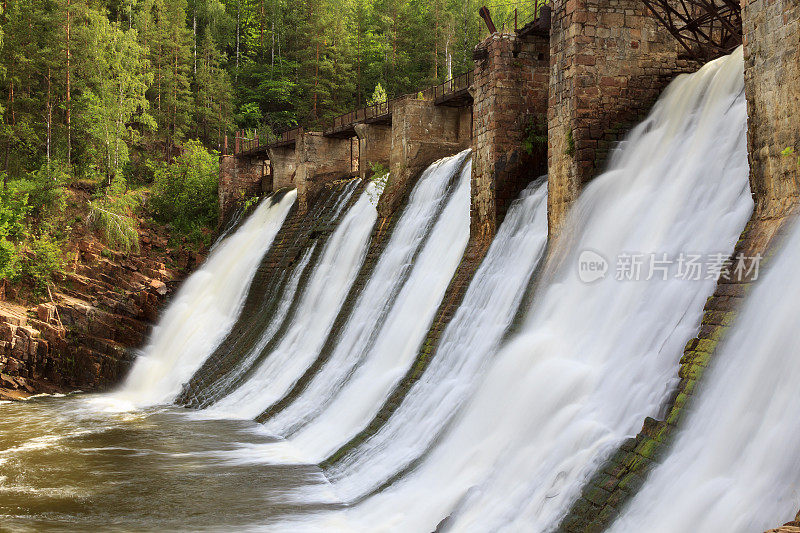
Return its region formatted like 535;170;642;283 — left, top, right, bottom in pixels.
641;0;742;60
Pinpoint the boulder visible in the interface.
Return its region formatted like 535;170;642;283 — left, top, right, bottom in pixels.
149;279;168;295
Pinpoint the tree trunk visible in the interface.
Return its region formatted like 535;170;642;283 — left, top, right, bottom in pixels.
193;9;197;75
235;0;240;79
66;0;72;169
46;68;52;174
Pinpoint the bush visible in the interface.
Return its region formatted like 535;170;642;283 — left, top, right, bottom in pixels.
87;175;143;253
0;184;31;281
149;140;219;244
23;235;65;293
10;162;69;219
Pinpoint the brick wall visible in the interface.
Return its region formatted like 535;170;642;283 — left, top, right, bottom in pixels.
218;154;265;222
743;0;800;220
471;32;549;239
547;0;694;234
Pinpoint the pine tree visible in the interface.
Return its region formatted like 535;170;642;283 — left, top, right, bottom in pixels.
194;30;233;148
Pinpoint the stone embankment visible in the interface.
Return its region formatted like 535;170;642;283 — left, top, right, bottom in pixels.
0;226;202;400
766;511;800;533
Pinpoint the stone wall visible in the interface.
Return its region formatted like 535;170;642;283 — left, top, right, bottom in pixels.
381;97;471;217
218;154;266;221
295;132;355;211
355;123;392;180
268;144;298;191
742;0;800;220
547;0;694;234
767;512;800;533
471;32;549;238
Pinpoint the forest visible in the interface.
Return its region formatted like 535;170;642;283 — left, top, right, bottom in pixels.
0;0;534;295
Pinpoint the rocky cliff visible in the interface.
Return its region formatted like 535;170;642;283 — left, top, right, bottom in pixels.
0;187;205;400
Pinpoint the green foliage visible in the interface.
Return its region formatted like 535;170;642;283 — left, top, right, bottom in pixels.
565;129;576;157
149;140;218;243
0;184;31;281
10;163;69;219
522;116;547;156
782;146;800;166
75;10;154;182
87;176;143;254
242;195;260;213
367;83;387;106
367;162;389;206
24;234;65;293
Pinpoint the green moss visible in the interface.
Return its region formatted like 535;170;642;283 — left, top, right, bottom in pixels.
565;128;576;157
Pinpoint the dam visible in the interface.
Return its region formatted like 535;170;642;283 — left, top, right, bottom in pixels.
0;0;799;532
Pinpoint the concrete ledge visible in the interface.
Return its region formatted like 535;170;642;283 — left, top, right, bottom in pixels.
380;97;471;218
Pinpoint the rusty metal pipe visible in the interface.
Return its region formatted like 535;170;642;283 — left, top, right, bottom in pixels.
479;6;497;33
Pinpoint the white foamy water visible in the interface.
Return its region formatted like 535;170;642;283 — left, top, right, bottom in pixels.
259;154;472;464
207;181;384;419
192;242;318;404
608;219;800;532
112;190;297;407
323;178;549;502
273;47;753;533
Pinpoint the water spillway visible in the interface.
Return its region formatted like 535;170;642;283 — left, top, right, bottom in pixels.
324;177;550;501
605;232;800;533
205;180;383;419
3;47;796;533
177;180;361;408
114;189;297;407
255;152;471;463
270;47;752;532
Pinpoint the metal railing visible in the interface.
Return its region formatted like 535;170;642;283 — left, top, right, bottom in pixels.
324;98;395;135
432;70;474;102
231;69;479;155
482;0;550;33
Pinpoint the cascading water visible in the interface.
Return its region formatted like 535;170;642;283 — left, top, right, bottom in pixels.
206;180;385;418
177;180;361;408
111;190;296;407
208;151;470;424
324;178;549;501
255;152;472;464
191;242;318;404
274;47;752;533
606;224;800;532
2;46;784;533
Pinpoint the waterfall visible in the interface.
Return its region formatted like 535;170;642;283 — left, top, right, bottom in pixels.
256;152;471;464
271;47;753;532
177;180;361;408
606;231;800;532
207;151;470;424
111;190;296;407
325;178;549;501
206;180;385;418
